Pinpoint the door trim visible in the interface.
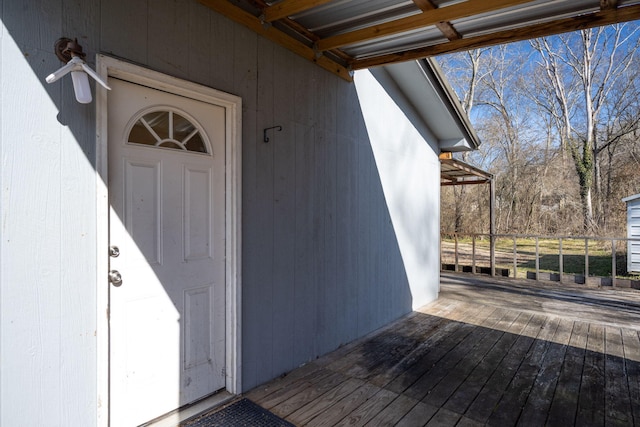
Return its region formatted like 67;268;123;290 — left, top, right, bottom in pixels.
95;55;242;426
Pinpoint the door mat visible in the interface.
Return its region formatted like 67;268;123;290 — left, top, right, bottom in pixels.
180;398;296;427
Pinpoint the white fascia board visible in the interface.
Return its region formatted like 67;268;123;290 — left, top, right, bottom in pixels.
440;137;474;152
419;58;480;151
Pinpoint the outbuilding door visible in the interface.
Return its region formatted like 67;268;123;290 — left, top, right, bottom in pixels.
108;78;227;426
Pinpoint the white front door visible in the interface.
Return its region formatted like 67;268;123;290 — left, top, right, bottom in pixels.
108;78;227;426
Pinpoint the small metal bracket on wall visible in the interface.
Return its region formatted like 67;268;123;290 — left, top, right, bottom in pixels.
263;125;282;143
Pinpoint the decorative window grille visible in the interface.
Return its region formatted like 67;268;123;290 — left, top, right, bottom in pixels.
128;109;210;154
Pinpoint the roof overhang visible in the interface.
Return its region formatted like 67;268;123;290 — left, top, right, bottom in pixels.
201;0;640;82
370;57;480;152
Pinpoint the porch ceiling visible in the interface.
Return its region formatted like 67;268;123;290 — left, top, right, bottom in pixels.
200;0;640;81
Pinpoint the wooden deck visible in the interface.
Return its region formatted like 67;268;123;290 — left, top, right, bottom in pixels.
245;272;640;426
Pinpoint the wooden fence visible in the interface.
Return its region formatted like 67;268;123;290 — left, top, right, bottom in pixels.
441;233;640;288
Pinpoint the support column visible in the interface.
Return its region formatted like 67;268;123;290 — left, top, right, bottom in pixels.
490;177;496;277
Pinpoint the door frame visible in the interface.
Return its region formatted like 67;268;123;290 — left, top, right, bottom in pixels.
95;55;242;426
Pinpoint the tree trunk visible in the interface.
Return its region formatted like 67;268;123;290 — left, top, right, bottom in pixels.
571;140;595;233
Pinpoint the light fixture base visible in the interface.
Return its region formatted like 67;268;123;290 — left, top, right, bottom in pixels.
54;37;86;63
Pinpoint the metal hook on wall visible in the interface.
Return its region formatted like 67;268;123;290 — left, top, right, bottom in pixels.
263;125;282;143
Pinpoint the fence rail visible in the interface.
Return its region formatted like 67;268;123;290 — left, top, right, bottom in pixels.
441;233;640;288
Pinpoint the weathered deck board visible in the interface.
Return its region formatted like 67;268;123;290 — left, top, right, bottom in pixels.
463;312;541;424
515;318;573;426
402;307;512;402
270;372;347;418
395;401;438;427
544;321;588;426
332;387;397;426
442;313;550;417
604;326;633;426
482;316;559;424
385;304;495;395
287;378;365;425
621;328;640;425
362;394;419;426
419;310;515;408
256;369;335;410
576;323;607;426
247;272;640;426
305;382;381;427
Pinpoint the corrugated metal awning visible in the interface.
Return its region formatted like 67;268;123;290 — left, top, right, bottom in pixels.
440;155;492;186
200;0;640;81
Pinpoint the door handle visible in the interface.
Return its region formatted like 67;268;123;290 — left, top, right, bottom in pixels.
109;270;123;287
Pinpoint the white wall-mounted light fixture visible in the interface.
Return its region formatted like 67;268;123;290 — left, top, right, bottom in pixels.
46;38;111;104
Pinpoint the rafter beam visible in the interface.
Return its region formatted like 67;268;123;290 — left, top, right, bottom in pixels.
441;179;490;186
441;175;459;183
252;0;352;62
352;3;640;69
435;21;462;41
199;0;352;82
263;0;334;23
413;0;461;41
600;0;619;10
315;0;534;52
441;159;493;180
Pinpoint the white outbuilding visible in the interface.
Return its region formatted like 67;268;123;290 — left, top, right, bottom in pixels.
623;194;640;273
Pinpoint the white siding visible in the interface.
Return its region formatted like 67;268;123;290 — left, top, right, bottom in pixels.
354;69;441;308
1;2;444;425
1;17;98;426
628;197;640;273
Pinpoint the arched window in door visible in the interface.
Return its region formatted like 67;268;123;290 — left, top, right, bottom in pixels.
127;108;211;154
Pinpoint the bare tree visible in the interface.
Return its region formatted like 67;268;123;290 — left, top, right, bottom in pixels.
439;24;640;237
530;24;640;233
442;45;561;234
439;49;490;233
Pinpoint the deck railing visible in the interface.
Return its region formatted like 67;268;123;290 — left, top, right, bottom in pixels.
441;233;640;288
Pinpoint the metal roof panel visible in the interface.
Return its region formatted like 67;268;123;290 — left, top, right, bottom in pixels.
453;0;602;37
342;26;447;59
204;0;640;79
293;0;420;36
